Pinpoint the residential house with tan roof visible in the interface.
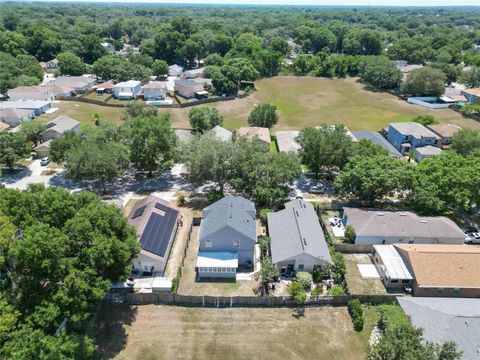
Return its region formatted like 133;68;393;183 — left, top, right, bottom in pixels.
0;108;35;127
142;81;168;100
7;86;55;102
237;127;271;149
395;244;480;298
427;123;462;148
342;207;465;245
127;195;180;275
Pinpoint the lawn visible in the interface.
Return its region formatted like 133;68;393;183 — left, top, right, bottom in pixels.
39;76;480;132
344;254;387;295
94;304;375;360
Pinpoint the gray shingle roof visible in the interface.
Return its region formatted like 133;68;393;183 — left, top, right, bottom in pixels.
44;116;80;134
199;195;256;242
276;131;300;153
390;122;440;139
352;131;402;158
415;145;442;156
268;199;332;265
398;297;480;360
210;125;232;142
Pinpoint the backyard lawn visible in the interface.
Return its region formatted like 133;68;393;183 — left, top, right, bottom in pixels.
38;76;480;132
344;254;387;295
94;304;377;360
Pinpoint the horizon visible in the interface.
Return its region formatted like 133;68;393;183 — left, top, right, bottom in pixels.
1;0;480;7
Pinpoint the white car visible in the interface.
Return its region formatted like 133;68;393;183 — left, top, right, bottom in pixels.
40;157;51;166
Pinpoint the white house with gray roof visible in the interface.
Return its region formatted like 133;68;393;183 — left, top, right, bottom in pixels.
196;195;256;278
209;125;232;142
268;199;332;275
41;116;80;142
276;131;300;154
414;145;443;162
342;207;465;245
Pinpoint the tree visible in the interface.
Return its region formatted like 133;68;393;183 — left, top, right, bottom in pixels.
57;52;86;76
181;133;231;192
151;59;169;78
334;155;413;205
64;140;129;193
288;281;307;306
344;225;356;244
269;36;289;55
248;103;279;129
451;129;480;156
404;67;446;96
78;34;107;64
20;120;47;147
295;272;313;289
412;115;438;127
254;257;279;294
25;27;62;61
92;55;151;82
125;114;176;176
330;251;346;283
204;53;224;66
297;125;353;176
359;56;402;90
224;57;259;82
209;34;233;56
343;29;384;56
292;54;313;75
461;66;480;88
123;100;159;120
189;107;223;134
0;132;30;172
49;132;81;163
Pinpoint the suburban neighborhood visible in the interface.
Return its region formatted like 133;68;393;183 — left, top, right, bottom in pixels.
0;2;480;360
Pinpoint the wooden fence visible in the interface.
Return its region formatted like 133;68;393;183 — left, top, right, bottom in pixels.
333;243;373;253
174;94;236;108
108;292;398;307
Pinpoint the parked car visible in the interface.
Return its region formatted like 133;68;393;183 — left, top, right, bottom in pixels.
40;157;51;166
309;185;324;194
465;232;480;244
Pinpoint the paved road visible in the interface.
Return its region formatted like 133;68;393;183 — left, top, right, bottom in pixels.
1;160;62;190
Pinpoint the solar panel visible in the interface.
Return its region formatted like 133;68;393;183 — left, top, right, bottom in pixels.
131;205;146;219
139;205;179;257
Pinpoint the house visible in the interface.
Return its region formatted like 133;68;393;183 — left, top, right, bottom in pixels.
34;140;53;158
45;76;96;93
41;116;80;142
46;58;58;70
393;61;423;81
7;86;55;102
342;207;465;245
43;86;75;98
101;42;116;53
387;122;440;154
194;78;213;91
174;129;194;144
184;68;204;79
174;79;204;99
438;94;467;106
142;82;168;100
168;64;184;77
0;108;35;127
352;131;402;158
209;125;232;142
427;123;462;148
395;244;480;298
237;127;271;148
460;88;480;104
196;195;256;278
414;145;442;162
0;99;51;116
127;195;179;275
371;245;413;290
315;125;357;142
95;80;115;94
398;297;480;360
276;131;300;154
268;199;332;275
114;80;142;100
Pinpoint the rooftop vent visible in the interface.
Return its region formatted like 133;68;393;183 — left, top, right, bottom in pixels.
399;212;407;216
295;210;299;217
420;220;427;223
303;237;307;246
377;212;385;216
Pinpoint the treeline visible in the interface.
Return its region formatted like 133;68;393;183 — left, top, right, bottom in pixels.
1;4;480;92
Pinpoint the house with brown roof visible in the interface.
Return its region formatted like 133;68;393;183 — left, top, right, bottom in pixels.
143;81;168;100
427;123;462;148
0;108;35;127
127;195;179;275
342;207;465;245
395;244;480;298
237;127;271;149
7;86;55;102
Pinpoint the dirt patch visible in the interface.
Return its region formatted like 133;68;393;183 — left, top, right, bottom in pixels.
94;304;370;360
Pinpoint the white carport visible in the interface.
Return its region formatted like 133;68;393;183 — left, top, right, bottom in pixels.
196;251;238;278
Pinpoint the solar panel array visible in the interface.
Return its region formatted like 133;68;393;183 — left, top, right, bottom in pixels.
140;203;179;257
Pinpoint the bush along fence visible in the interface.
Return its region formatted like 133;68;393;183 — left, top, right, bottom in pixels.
107;292;399;307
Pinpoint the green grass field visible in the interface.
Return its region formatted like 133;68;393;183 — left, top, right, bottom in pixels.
39;77;480;132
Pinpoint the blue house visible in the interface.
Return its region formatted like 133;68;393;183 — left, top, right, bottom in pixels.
196;195;256;278
387;122;440;154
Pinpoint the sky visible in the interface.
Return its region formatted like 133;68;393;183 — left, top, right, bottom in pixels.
6;0;480;6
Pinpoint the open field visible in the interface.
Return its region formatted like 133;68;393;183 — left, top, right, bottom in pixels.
344;254;387;295
39;77;480;132
94;304;378;360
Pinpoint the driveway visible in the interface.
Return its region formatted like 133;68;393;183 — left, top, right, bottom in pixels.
1;160;63;190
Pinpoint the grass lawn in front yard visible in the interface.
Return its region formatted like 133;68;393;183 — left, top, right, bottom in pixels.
344;254;387;295
94;304;374;360
177;226;259;296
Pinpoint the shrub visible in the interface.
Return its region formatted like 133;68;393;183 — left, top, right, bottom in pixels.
312;263;330;282
177;194;186;207
331;252;346;283
207;189;224;204
347;299;364;331
258;236;270;256
311;286;322;296
288;281;307;305
295;272;313;289
259;208;273;225
344;225;356;244
329;285;346;296
171;269;181;294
